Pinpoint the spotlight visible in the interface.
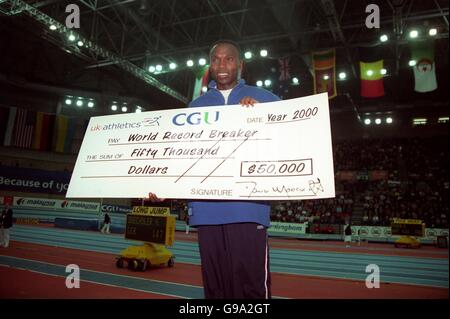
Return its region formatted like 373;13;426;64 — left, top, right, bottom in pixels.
87;101;94;108
198;58;207;66
111;104;117;111
409;30;419;38
380;68;387;75
68;34;76;42
169;62;177;70
256;80;263;87
409;60;417;67
375;118;382;125
186;60;194;67
380;34;388;42
264;79;271;87
244;51;252;59
338;72;346;80
260;49;268;57
77;41;84;47
429;28;437;36
135;108;142;113
148;65;156;73
364;119;371;125
366;70;374;76
76;100;83;107
155;65;162;72
292;77;299;85
49;25;57;31
122;106;128;112
65;99;72;105
386;117;393;124
323;74;330;80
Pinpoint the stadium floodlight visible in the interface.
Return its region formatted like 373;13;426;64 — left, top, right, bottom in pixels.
264;79;272;87
111;104;117;111
155;65;162;72
77;41;84;47
386;117;393;124
338;72;346;79
198;58;207;66
201;86;208;93
186;59;194;67
122;106;128;112
260;49;268;57
65;99;72;105
366;70;374;76
49;25;57;31
409;30;419;38
409;60;417;67
380;68;387;75
87;101;94;108
364;119;371;125
292;77;299;85
76;100;83;107
256;80;263;87
169;62;177;70
135;108;142;113
380;34;388;42
323;74;330;80
148;65;156;73
375;118;382;125
244;51;252;59
429;28;437;36
68;34;76;42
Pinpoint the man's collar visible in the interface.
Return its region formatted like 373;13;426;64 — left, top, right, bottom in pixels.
208;79;246;90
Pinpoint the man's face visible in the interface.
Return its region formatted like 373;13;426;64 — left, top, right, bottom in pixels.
209;43;242;90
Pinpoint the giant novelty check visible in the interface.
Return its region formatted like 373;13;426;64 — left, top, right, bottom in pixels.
66;93;335;200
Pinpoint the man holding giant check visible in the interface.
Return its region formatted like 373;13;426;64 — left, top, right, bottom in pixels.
67;40;335;299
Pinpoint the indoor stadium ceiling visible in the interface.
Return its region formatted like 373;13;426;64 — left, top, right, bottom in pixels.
0;0;448;118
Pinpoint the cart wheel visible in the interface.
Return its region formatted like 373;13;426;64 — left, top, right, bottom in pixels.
168;257;174;268
128;259;138;271
116;258;124;268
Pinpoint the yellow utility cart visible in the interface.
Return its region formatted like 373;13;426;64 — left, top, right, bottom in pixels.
116;206;176;271
391;218;425;249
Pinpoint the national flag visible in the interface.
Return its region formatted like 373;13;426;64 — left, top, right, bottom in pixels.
2;106;16;146
12;108;36;148
312;49;337;99
54;115;77;153
359;46;385;98
32;112;56;151
360;60;384;98
192;66;209;100
278;57;291;81
411;41;437;93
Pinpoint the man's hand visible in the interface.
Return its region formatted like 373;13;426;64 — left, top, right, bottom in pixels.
148;192;165;202
240;97;258;107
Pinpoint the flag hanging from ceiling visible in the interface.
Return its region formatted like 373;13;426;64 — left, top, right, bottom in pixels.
12;108;36;149
33;112;56;151
192;66;209;100
411;41;437;93
312;49;337;99
278;57;291;81
53;115;77;153
2;107;17;146
359;46;385;98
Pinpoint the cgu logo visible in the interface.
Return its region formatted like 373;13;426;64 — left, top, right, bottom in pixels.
172;111;220;126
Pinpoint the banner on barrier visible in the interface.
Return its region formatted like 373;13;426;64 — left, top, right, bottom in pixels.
13;196;100;212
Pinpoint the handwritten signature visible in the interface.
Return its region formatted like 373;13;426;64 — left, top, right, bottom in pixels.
237;178;324;198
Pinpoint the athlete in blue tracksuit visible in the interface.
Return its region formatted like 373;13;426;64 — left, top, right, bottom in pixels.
150;40;280;298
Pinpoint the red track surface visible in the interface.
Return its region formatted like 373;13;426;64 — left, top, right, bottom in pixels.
1;239;448;299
